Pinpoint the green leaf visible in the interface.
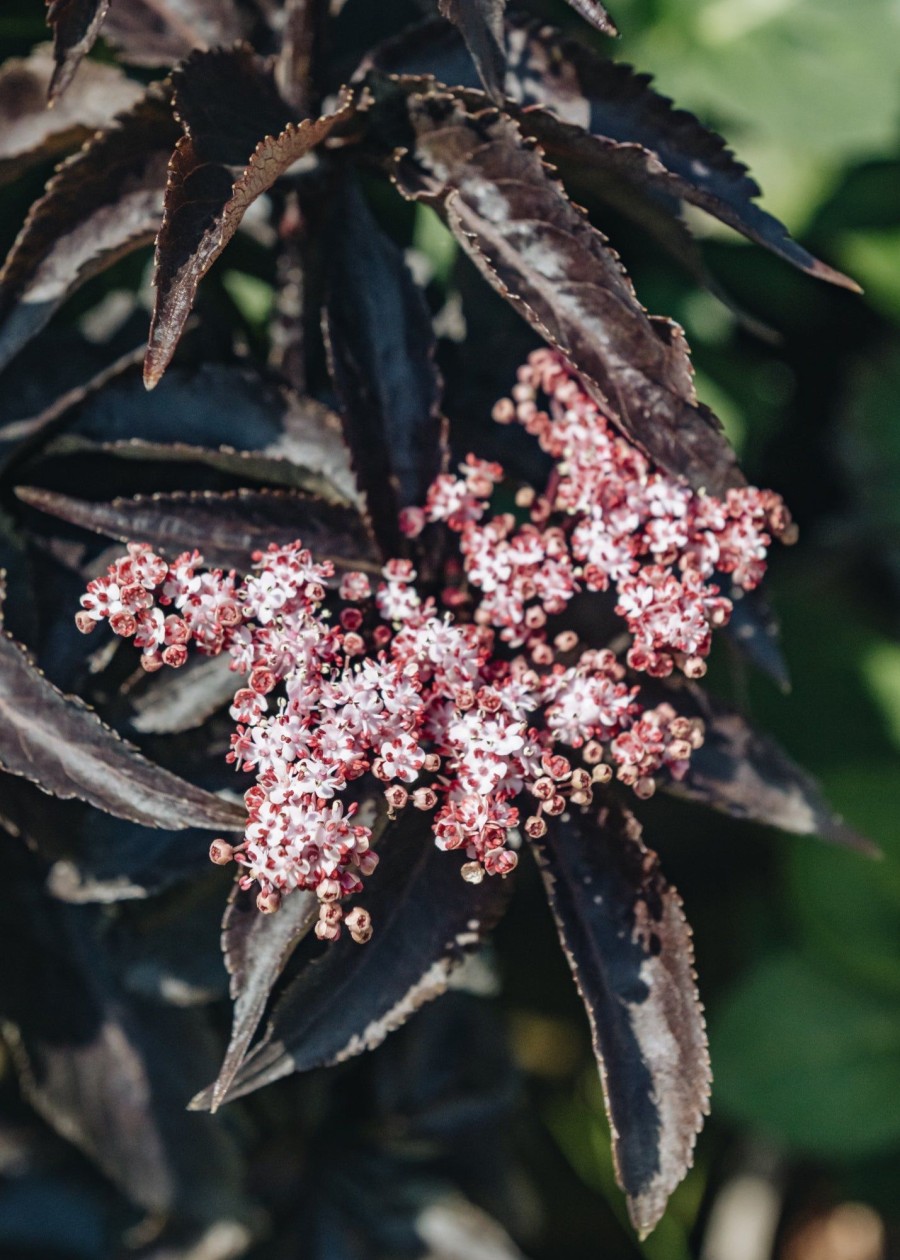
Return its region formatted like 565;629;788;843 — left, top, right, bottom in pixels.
712;952;900;1158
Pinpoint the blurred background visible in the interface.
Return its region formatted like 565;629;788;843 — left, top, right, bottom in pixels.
2;1;900;1257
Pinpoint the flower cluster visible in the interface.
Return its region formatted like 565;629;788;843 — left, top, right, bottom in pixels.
77;351;791;938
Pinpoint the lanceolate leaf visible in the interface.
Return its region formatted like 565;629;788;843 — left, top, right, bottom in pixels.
193;812;512;1109
0;85;178;373
391;90;744;497
45;0;112;102
145;46;356;387
0;626;244;831
438;0;506;104
366;19;855;291
534;801;710;1237
665;686;877;855
16;486;377;573
562;0;617;36
103;0;246;68
323;176;445;556
0;47;141;186
211;884;319;1110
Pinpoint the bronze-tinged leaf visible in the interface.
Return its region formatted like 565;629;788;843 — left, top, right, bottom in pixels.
209;884;319;1110
45;0;112;102
364;19;855;291
0;626;244;832
323;175;445;557
0;46;141;186
438;0;506;104
129;654;237;735
663;686;877;855
562;0;617;35
724;585;790;691
192;812;512;1109
103;0;246;69
391;90;744;497
0;85;178;373
277;0;328;114
145;46;356;387
16;486;377;573
534;801;710;1237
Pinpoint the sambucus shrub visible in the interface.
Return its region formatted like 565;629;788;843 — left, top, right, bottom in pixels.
0;0;871;1253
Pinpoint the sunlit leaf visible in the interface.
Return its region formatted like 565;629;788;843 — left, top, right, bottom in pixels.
534;800;710;1236
390;88;744;496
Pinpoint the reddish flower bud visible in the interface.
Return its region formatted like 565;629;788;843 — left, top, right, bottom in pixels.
256;888;282;914
340;607;364;631
109;611;137;638
249;667;277;695
412;787;438;811
524;815;548;839
384;784;409;811
162;644;188;668
531;776;555;801
591;763;613;784
209;839;234;865
345;906;373;944
544;794;566;816
75;611;97;634
484;848;518;876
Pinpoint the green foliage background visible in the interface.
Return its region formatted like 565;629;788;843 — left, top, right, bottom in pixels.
2;0;900;1254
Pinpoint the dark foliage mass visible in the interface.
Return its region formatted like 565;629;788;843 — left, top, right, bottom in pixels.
0;2;877;1257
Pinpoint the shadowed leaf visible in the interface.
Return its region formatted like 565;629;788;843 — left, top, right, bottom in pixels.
438;0;506;103
724;586;790;690
16;486;377;572
0;847;250;1228
323;176;444;556
0;46;141;186
192;812;512;1109
0;84;178;373
129;654;240;735
390;90;744;496
534;800;710;1236
45;0;112;102
145;46;356;386
103;0;246;68
0;626;244;831
666;686;877;854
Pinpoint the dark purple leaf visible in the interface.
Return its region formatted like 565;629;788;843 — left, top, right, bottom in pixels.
534;800;710;1236
145;46;356;387
0;625;244;831
192;811;512;1109
45;0;112;102
364;18;856;291
16;485;377;572
391;89;744;496
276;0;328;114
0;84;178;373
211;883;319;1109
323;175;445;556
0;848;250;1229
0;46;141;186
723;585;790;691
562;0;617;36
129;654;241;735
438;0;506;103
665;686;877;855
103;0;246;68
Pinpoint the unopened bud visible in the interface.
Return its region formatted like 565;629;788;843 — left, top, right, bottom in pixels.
345;906;373;944
583;740;605;766
531;776;555;801
492;397;516;425
75;611;97;634
209;839;234;865
515;486;536;508
412;786;438;810
571;768;591;792
384;784;409;812
315;918;340;941
484;848;518;876
317;878;341;903
141;652;164;673
683;656;707;679
256;888;281;914
461;861;485;883
553;630;579;653
423;753;441;772
544;794;566;816
357;851;379;877
249;667;277;695
634;777;656;800
162;644;188;668
570;790;591;806
524;815;548;839
109;611;137;638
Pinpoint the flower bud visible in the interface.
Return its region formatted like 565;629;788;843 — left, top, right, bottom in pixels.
423;753;441;772
412;787;438;811
249;667;277;695
531;776;555;801
384;785;409;812
317;878;341;903
345;906;373;944
634;777;656;800
484;848;518;876
209;839;234;865
524;815;548;839
315;918;340;941
461;861;485;883
591;763;613;784
162;644;188;668
109;611;137;638
544;794;566;816
141;652;164;672
256;888;282;914
75;611;97;634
